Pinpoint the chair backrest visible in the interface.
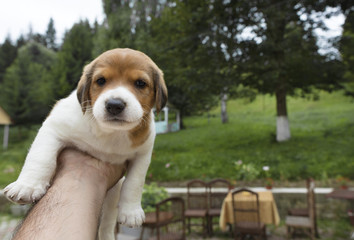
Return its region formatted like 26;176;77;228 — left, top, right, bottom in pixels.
231;188;261;225
155;197;185;240
307;178;316;226
207;178;232;210
186;179;208;210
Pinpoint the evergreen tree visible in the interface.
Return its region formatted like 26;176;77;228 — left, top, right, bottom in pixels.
45;18;57;51
149;1;256;126
16;35;27;49
93;0;133;56
231;0;349;142
340;10;354;97
150;1;219;128
93;0;167;56
0;37;17;83
0;42;57;125
54;20;94;97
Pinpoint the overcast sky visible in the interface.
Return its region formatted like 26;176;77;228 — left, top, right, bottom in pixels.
0;0;345;53
0;0;104;43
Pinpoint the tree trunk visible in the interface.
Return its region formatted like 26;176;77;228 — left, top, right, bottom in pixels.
275;88;291;142
179;111;185;130
220;93;228;124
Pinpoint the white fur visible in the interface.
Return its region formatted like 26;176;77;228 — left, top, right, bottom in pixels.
4;88;156;240
93;86;144;131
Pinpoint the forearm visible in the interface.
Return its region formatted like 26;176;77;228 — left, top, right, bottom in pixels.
12;149;125;240
13;171;107;240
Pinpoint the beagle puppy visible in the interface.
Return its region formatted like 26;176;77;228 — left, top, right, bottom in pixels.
4;48;167;240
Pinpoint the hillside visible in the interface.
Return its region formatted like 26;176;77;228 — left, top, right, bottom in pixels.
149;91;354;182
0;91;353;187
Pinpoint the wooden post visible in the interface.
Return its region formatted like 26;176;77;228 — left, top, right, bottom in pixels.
3;125;9;150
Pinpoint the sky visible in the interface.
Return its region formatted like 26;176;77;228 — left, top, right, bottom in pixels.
0;0;105;43
0;0;346;53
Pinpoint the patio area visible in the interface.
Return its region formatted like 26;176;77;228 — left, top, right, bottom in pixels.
0;185;353;240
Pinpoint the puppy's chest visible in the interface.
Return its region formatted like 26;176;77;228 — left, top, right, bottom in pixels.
67;132;136;164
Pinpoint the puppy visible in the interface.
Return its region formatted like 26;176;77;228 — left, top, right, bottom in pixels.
4;48;167;240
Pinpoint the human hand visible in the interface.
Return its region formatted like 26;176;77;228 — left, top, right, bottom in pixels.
56;148;127;190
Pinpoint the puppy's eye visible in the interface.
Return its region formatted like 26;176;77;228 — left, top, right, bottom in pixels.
96;77;106;86
135;79;146;89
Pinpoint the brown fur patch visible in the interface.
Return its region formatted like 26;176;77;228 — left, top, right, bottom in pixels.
129;113;152;148
76;48;167;148
77;62;96;112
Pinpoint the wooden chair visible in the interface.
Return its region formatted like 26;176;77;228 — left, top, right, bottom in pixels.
287;178;319;237
207;178;232;235
141;197;185;240
231;188;267;240
286;179;316;240
287;178;313;216
184;179;208;237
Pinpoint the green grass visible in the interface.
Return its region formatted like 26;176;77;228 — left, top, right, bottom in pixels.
0;91;353;187
0;126;39;188
148;91;354;182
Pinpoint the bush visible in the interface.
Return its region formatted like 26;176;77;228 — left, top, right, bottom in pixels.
141;183;169;213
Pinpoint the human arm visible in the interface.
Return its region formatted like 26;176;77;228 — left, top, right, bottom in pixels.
12;148;126;240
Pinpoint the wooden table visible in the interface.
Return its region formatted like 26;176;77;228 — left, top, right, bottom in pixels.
219;190;280;231
326;189;354;200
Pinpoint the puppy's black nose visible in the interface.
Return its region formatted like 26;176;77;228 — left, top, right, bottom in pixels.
105;98;126;115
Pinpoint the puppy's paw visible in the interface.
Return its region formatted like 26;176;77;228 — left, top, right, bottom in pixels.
4;180;49;204
117;205;145;227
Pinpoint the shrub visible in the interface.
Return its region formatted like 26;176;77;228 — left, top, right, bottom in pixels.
234;160;260;181
141;183;169;213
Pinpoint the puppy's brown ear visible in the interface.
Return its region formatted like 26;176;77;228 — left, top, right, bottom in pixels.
153;68;168;114
77;62;95;113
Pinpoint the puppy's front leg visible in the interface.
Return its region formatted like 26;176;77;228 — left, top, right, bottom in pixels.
117;152;151;227
98;177;125;240
4;126;62;204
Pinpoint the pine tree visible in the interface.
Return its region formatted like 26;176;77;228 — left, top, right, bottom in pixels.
0;37;17;83
45;18;57;51
0;42;57;125
231;0;349;141
340;10;354;97
53;20;94;98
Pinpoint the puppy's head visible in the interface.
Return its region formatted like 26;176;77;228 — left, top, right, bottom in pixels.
77;48;167;130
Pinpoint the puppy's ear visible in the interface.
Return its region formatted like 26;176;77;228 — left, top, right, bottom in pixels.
153;68;168;114
77;62;95;113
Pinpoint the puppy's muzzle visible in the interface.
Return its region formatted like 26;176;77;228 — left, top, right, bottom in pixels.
105;98;126;115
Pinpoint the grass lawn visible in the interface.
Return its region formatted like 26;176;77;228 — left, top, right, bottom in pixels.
0;91;353;187
0;126;39;188
149;91;354;183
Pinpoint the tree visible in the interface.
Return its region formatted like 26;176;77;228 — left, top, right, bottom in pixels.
92;0;133;56
149;1;227;128
149;1;259;126
93;0;166;56
54;20;94;98
0;37;17;83
45;18;57;51
340;9;354;97
0;42;57;125
16;35;27;49
203;0;245;124
232;0;347;142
